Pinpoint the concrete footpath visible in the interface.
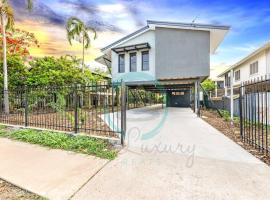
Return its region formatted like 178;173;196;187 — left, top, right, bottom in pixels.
0;138;108;200
73;107;270;200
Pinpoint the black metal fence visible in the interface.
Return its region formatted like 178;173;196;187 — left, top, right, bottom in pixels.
239;77;270;153
0;81;127;143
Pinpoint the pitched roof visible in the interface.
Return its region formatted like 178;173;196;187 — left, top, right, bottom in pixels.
101;20;230;53
101;26;149;51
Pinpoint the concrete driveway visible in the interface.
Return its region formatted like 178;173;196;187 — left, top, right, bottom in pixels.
73;106;270;200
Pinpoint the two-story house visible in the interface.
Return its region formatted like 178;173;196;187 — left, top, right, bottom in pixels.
96;20;229;112
219;41;270;96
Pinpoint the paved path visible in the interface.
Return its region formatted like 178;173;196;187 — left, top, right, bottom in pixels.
0;138;108;200
73;106;270;200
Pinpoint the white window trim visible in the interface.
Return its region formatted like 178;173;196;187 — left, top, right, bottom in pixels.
234;70;240;82
249;61;259;76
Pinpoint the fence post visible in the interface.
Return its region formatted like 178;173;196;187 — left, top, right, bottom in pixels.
121;81;127;145
24;85;28;127
230;69;234;125
239;83;243;138
74;85;79;134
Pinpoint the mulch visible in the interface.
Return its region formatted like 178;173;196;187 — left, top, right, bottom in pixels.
0;179;41;200
201;109;270;166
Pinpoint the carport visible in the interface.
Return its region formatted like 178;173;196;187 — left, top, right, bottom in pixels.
126;78;201;113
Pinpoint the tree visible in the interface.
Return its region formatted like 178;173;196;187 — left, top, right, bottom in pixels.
66;17;97;73
0;0;33;114
201;79;215;92
0;55;28;89
26;56;97;86
0;56;108;89
64;54;82;66
0;27;39;58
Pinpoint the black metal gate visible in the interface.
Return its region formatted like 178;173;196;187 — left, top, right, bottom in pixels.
0;81;127;144
239;78;269;153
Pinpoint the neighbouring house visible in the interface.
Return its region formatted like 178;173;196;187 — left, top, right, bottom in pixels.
218;41;270;96
96;20;229;112
209;78;225;99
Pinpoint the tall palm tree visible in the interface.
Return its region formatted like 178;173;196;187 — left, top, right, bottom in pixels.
66;17;97;73
0;0;33;114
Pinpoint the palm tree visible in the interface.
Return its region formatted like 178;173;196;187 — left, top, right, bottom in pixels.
64;54;82;66
0;0;33;114
66;17;97;73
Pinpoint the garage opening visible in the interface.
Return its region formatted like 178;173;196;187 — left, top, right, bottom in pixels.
126;81;198;109
167;90;191;107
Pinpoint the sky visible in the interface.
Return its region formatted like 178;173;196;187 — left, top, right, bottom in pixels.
10;0;270;77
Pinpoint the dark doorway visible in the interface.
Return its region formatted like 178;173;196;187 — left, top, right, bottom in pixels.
167;90;191;107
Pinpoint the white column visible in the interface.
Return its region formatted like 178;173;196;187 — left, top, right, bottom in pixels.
197;81;200;116
230;69;234;124
194;81;198;114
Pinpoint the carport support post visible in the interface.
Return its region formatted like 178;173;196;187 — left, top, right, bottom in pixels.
194;82;197;114
230;69;234;125
195;81;200;116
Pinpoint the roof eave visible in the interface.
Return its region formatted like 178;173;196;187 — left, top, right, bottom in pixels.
147;20;230;30
101;25;149;52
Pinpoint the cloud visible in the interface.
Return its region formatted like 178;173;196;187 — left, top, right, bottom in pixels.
56;0;124;32
58;0;98;14
10;0;123;33
10;0;65;25
118;0;144;27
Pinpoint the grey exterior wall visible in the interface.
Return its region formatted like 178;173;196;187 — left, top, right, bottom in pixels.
155;27;210;80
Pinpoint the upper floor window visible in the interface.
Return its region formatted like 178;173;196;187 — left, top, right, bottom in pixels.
234;70;240;81
250;61;258;75
225;74;230;87
118;54;125;73
142;51;149;71
130;52;137;72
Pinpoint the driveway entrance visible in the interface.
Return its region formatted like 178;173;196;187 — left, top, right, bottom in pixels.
73;106;270;200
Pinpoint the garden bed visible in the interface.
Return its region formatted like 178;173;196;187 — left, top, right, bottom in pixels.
0;179;42;200
0;108;120;138
201;109;270;166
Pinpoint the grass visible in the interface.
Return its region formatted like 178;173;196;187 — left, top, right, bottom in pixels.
0;126;117;160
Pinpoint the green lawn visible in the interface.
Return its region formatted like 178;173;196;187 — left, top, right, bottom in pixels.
0;126;117;160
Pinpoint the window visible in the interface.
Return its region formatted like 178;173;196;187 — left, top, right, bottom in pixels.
234;70;240;81
129;53;137;72
225;74;230;87
250;61;258;75
142;51;149;71
172;92;185;96
118;54;125;73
